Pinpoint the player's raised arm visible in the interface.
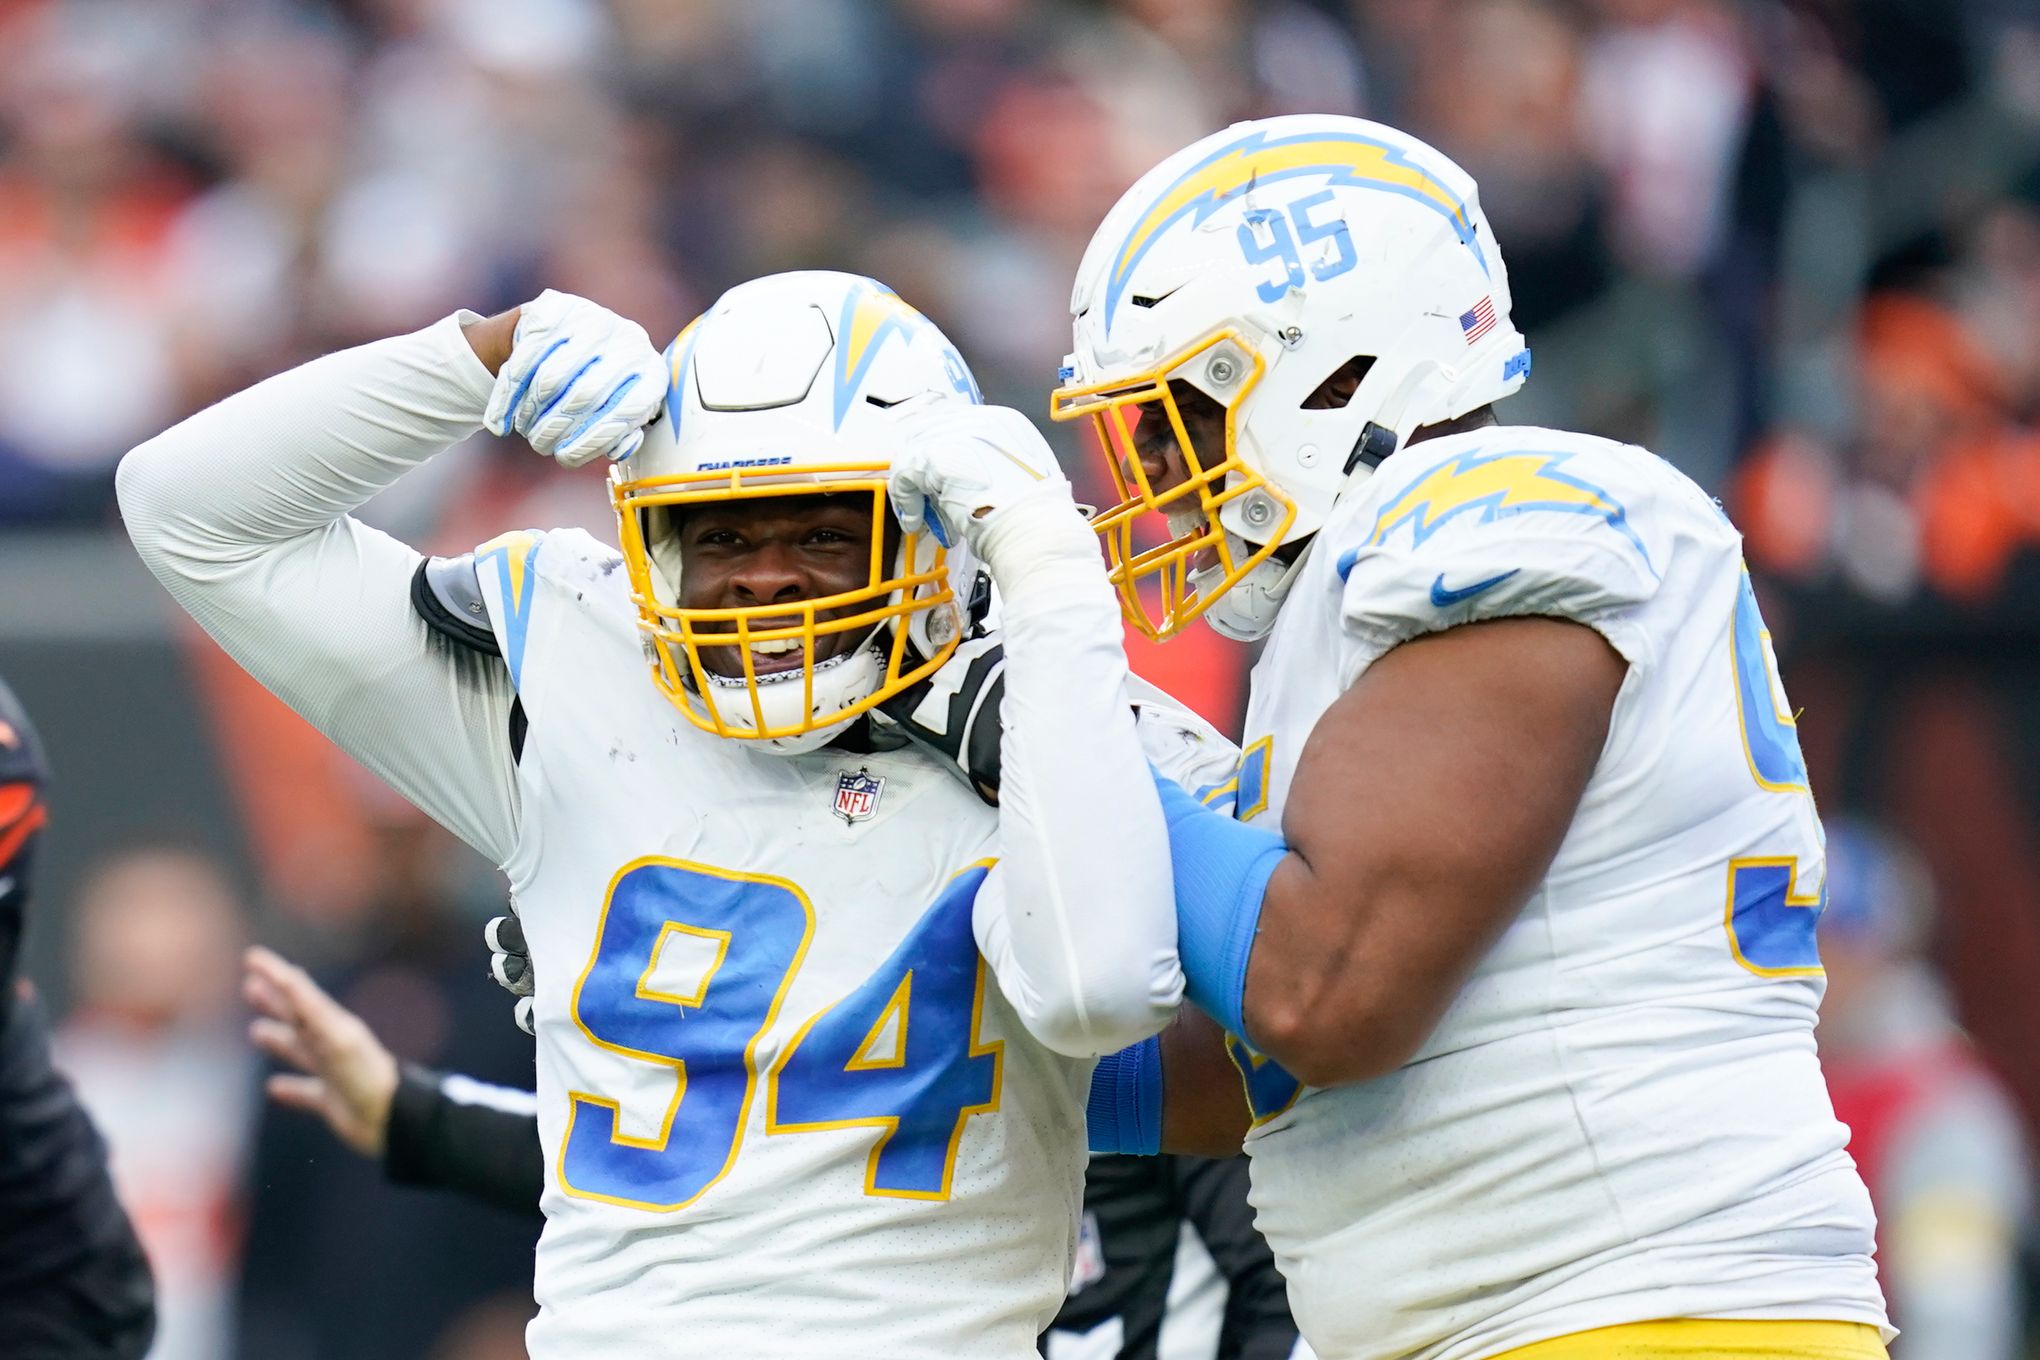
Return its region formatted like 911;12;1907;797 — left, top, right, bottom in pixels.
115;294;663;865
890;407;1183;1058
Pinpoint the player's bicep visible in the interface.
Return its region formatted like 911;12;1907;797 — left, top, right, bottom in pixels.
1248;616;1626;1084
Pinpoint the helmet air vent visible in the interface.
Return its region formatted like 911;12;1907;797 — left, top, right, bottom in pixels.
1303;356;1376;410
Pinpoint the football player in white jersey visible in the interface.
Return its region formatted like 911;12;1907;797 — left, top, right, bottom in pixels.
117;271;1229;1358
1026;114;1896;1360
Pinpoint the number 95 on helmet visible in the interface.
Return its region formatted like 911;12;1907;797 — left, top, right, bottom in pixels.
611;271;985;755
1051;114;1532;642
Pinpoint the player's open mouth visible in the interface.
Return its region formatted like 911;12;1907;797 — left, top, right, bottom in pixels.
696;616;871;679
1164;504;1222;574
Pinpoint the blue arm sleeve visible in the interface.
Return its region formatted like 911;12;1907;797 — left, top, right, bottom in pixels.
1153;771;1286;1041
1086;1035;1163;1155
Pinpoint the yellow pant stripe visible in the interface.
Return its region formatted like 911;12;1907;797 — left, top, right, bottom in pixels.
1488;1319;1887;1360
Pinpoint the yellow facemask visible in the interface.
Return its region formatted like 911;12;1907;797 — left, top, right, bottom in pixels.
610;462;959;742
1050;331;1296;641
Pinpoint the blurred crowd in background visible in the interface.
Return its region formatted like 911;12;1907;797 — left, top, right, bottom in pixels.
1;0;2039;1357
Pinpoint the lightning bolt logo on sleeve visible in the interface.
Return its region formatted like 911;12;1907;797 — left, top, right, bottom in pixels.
1339;450;1657;580
1106;127;1486;333
475;530;545;689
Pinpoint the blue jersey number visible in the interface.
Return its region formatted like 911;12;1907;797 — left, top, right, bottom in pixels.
1227;1033;1304;1127
560;860;813;1210
1236;191;1358;303
1725;572;1823;976
560;858;1001;1211
770;863;1002;1199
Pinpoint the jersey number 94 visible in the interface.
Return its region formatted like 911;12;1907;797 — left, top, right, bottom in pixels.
560;860;1003;1211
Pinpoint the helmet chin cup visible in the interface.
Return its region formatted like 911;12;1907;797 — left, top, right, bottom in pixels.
700;640;886;756
1195;534;1317;642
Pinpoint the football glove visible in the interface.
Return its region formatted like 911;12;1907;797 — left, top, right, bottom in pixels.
887;405;1074;557
484;911;536;1036
483;290;667;468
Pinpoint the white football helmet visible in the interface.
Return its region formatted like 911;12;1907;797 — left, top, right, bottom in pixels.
1051;114;1531;641
611;271;985;754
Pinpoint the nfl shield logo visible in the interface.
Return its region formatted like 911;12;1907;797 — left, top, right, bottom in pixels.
833;769;884;823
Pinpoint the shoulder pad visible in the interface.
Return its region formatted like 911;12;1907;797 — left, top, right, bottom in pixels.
1333;435;1680;671
411;554;502;657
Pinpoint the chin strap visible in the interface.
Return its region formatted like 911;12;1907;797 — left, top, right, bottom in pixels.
1342;420;1399;477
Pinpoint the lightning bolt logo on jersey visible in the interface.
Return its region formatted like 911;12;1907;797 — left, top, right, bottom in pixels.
1356;449;1655;572
1233;425;1887;1358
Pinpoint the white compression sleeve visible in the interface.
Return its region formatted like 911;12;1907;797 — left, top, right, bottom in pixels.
970;492;1184;1057
117;313;522;865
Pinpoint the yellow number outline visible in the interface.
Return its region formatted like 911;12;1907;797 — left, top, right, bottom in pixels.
1723;854;1825;980
1226;1035;1305;1128
1200;735;1275;822
557;856;815;1213
762;859;1006;1203
1728;568;1810;796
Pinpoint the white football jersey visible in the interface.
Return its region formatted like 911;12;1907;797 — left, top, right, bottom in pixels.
1219;427;1889;1359
474;528;1090;1359
115;312;1218;1359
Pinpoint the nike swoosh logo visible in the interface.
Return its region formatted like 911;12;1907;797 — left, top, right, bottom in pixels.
1430;569;1519;608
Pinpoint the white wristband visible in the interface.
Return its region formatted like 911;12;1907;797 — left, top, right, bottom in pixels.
974;489;1111;617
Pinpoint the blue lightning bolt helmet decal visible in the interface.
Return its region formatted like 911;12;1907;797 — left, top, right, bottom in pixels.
662;314;704;436
832;278;940;429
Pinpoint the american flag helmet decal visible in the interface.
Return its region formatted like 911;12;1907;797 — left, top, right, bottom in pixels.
1459;296;1496;345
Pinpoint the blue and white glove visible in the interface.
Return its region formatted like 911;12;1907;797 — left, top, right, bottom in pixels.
483;290;667;468
888;406;1072;551
888;405;1097;594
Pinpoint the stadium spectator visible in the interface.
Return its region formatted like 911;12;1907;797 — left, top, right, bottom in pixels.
55;847;252;1360
1819;819;2031;1360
